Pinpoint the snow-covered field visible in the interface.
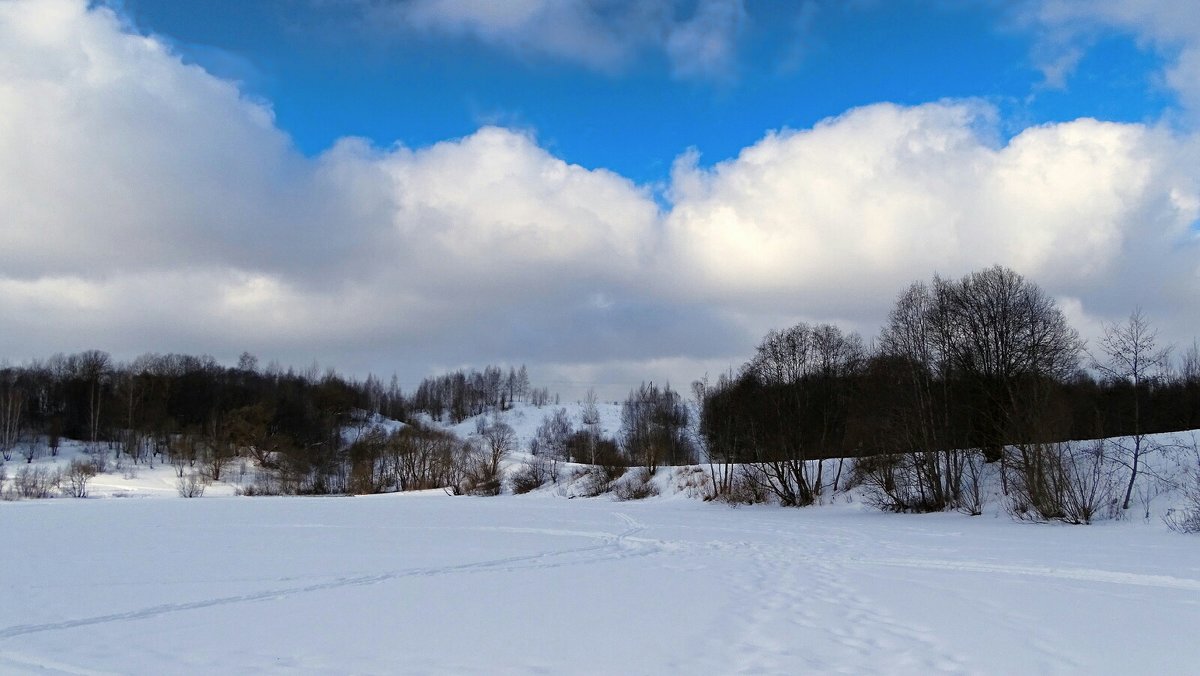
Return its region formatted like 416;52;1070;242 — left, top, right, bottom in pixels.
3;490;1198;675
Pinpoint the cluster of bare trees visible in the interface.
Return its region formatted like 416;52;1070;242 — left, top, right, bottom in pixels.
342;423;475;495
0;348;578;499
700;266;1200;519
0;352;375;494
509;385;694;497
855;266;1084;513
409;366;532;422
619;383;694;473
699;322;863;506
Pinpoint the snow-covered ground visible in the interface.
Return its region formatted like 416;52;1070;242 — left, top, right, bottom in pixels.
2;490;1198;675
0;439;240;499
3;418;1199;673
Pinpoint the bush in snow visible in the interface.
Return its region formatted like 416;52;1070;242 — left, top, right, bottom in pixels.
63;458;98;498
528;408;572;479
510;456;553;494
671;466;714;500
177;472;206;498
856;449;989;515
715;469;770;506
614;467;659;501
857;453;943;513
738;462;821;507
1006;441;1118;525
476;416;515;482
20;442;40;464
347;430;389;495
1165;443;1200;534
14;465;59;499
1165;489;1200;533
571;464;624;498
458;440;502;496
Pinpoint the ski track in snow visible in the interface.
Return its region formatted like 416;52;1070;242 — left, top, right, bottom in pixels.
678;522;970;675
660;511;1200;675
3;496;1198;674
0;512;657;643
892;571;1086;672
852;558;1200;591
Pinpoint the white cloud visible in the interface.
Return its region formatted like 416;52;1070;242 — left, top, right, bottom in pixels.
0;0;313;280
0;0;668;387
1;0;1198;397
664;0;746;80
663;101;1200;342
1029;0;1200;114
366;0;744;81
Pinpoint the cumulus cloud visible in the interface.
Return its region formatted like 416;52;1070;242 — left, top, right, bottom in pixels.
1;0;1198;396
663;101;1200;344
363;0;745;80
0;0;693;389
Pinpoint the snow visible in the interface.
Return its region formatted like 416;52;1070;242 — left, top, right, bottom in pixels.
3;490;1199;674
2;439;239;499
3;422;1200;673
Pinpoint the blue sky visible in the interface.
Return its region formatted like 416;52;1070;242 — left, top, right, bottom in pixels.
113;0;1171;182
1;0;1198;395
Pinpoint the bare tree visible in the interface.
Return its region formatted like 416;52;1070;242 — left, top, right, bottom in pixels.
169;433;200;478
516;365;530;403
510;454;553;493
1180;340;1200;384
0;367;24;462
64;458;98;498
620;383;693;474
531;408;573;479
477;415;516;479
237;351;259;373
935;266;1083;461
738;324;863;506
177;472;206;498
20;439;38;464
197;415;235;484
1006;440;1117;524
14;465;59;499
76;350;111;451
47;418;61;457
696;371;743;499
1092;308;1172;510
867;282;970;511
580;388;601;465
1165;435;1200;533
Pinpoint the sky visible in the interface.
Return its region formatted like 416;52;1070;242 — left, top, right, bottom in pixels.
1;0;1198;399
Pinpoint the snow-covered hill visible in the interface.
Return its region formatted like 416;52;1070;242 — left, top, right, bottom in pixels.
421;400;626;454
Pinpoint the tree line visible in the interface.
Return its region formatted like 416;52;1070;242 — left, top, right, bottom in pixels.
697;265;1199;516
408;365;555;423
0;350;583;495
0;351;377;492
1;264;1197;519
